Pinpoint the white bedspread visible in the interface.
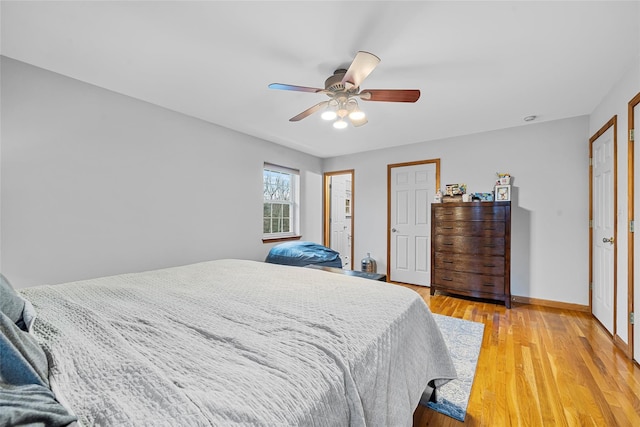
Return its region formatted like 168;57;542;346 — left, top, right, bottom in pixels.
20;259;455;427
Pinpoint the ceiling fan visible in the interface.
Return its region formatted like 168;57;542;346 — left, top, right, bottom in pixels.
268;51;420;129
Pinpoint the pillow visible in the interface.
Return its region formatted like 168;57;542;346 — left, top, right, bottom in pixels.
0;311;77;426
0;273;27;329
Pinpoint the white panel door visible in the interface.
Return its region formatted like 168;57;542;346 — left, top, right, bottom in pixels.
634;100;640;363
592;126;615;334
390;163;436;285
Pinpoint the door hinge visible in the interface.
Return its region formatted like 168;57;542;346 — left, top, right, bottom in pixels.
589;157;593;166
589;282;593;290
631;220;635;233
631;312;635;325
589;220;593;228
631;129;635;142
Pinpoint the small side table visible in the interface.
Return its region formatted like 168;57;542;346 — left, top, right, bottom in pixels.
305;265;387;282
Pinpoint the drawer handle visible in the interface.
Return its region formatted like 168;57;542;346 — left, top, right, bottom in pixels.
443;212;453;215
443;260;454;264
442;226;454;229
484;264;496;267
442;277;453;281
484;244;496;248
484;227;496;230
482;283;495;287
443;242;453;246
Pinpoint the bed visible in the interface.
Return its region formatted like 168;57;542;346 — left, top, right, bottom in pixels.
3;259;456;426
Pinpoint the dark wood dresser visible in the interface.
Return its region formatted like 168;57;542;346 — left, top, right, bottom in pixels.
430;201;511;308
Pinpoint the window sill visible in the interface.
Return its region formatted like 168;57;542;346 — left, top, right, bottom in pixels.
262;235;302;244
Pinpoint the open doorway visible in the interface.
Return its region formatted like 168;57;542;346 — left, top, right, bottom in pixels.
323;170;354;269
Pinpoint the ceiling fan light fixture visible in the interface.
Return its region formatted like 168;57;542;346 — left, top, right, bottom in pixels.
321;109;337;120
333;119;348;129
349;109;365;121
346;98;365;121
269;51;420;128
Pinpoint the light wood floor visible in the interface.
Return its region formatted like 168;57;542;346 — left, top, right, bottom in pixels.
401;286;640;426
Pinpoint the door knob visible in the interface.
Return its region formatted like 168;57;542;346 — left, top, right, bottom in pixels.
602;237;615;244
391;228;397;232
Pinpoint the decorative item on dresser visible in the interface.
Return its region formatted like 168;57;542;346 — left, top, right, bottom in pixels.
430;201;511;308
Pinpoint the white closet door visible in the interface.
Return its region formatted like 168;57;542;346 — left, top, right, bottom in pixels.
389;163;436;286
592;126;615;334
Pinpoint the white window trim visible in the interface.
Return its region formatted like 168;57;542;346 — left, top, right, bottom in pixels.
263;163;300;240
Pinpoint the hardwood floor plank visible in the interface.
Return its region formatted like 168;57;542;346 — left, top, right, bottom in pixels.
404;287;640;426
532;338;567;426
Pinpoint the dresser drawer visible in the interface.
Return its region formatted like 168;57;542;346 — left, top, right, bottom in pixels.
433;235;505;256
434;205;506;222
432;269;504;294
434;252;505;275
434;220;505;237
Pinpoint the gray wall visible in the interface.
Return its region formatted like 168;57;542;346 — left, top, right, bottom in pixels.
323;116;590;305
1;57;323;288
3;52;638;317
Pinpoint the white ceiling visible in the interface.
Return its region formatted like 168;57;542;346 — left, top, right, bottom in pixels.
1;1;638;158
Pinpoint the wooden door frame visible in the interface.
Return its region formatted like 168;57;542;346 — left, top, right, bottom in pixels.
323;169;354;269
589;116;618;337
386;159;440;284
627;92;640;360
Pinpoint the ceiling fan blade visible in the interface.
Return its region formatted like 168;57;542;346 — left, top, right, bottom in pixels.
269;83;324;93
359;89;421;103
349;115;368;127
289;101;330;122
341;51;381;89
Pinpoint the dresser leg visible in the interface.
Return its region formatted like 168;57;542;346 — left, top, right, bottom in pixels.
430;287;435;296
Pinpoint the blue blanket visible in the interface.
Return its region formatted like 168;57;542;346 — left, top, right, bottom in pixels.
265;241;343;268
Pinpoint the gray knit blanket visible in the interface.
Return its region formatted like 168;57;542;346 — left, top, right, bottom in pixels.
21;259;455;426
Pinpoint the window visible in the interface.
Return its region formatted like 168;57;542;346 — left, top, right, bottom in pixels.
263;163;300;240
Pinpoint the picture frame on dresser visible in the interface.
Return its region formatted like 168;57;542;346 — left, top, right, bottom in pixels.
495;185;511;201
